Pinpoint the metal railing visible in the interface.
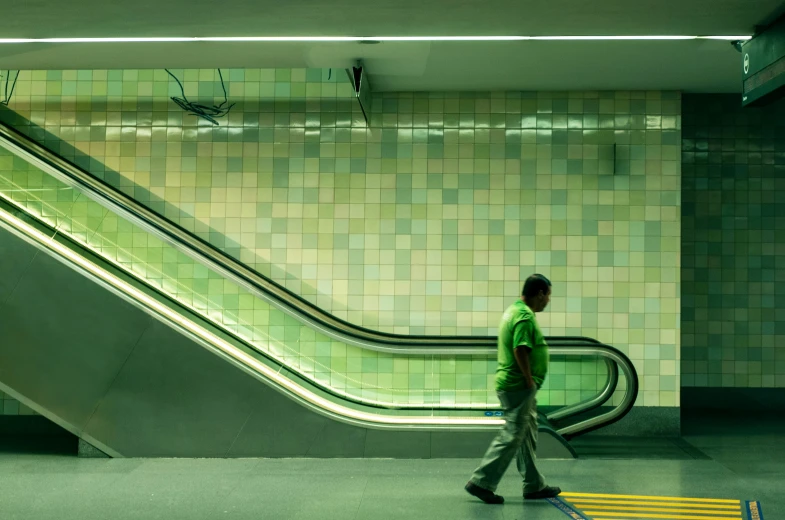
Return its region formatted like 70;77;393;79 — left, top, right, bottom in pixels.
0;121;639;436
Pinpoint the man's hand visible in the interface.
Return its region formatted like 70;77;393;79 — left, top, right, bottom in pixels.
514;346;535;389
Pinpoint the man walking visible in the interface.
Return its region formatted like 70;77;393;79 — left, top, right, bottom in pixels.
465;274;561;504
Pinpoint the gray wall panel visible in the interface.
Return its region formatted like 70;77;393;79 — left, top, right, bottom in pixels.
85;320;260;457
227;388;325;458
364;430;431;459
0;249;151;433
304;419;368;458
0;226;39;303
430;431;496;459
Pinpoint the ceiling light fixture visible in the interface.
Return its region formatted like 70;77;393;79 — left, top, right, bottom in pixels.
0;35;753;44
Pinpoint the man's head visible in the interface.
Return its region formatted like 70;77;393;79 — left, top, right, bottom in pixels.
522;274;552;313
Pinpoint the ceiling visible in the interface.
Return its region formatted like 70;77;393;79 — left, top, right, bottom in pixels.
6;0;784;38
2;0;784;92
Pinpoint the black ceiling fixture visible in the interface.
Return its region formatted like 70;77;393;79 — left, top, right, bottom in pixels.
164;69;235;125
1;70;19;106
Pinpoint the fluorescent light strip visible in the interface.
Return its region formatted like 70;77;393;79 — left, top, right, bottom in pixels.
0;35;752;44
531;35;751;41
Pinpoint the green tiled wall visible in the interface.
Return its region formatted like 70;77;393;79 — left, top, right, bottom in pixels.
682;94;785;388
0;70;681;414
1;146;501;413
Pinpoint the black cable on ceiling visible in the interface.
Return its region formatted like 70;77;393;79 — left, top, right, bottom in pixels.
1;70;19;106
164;69;235;126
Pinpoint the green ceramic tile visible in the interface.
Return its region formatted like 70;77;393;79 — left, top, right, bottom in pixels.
0;72;687;412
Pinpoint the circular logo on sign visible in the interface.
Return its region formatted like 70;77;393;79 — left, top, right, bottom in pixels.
744;53;750;74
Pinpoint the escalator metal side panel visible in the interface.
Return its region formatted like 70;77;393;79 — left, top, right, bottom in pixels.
0;222;575;459
0;226;151;458
538;426;578;459
0;122;638;437
536;412;577;459
0;223;37;302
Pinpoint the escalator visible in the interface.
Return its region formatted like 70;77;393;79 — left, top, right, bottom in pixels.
0;122;638;458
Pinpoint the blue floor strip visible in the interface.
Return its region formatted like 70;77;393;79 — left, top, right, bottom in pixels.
547;497;590;520
746;500;764;520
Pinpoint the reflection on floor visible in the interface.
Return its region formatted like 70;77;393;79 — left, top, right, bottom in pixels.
0;412;781;520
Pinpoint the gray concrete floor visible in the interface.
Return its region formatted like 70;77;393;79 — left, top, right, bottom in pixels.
0;414;781;520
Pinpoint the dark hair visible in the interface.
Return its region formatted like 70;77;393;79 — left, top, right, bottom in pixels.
522;274;552;299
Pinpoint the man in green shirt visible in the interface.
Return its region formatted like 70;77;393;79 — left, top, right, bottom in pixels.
465;274;561;504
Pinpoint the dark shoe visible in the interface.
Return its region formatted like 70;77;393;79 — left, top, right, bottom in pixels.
523;485;561;500
465;481;505;504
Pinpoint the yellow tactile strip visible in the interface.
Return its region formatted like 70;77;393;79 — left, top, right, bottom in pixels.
559;492;743;520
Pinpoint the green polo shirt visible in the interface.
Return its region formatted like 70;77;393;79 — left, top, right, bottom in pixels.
495;300;549;391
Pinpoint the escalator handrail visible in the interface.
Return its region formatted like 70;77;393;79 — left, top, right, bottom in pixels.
0;175;618;419
555;343;639;439
546;357;619;422
0;121;639;435
0;122;614;353
0;179;638;435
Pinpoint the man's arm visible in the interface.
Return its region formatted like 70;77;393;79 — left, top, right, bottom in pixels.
514;347;535;389
511;318;536;389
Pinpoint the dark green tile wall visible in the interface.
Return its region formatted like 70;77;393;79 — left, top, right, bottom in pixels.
682;94;785;388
